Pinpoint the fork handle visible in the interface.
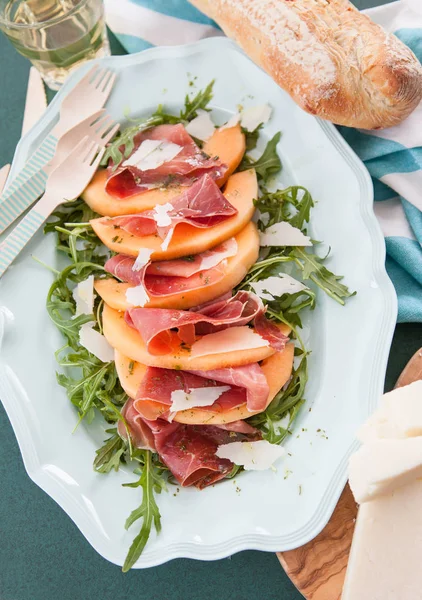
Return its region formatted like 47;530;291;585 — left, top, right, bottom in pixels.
0;204;47;278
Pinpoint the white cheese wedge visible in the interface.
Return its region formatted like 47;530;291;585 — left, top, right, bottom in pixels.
170;386;230;413
125;284;150;308
219;114;241;131
72;276;95;316
199;239;238;271
358;380;422;443
79;323;114;363
122;139;182;171
160;228;174;251
259;222;312;247
132;248;154;272
342;479;422;600
240;104;272;132
153;203;174;227
348;437;422;504
189;326;269;359
250;275;307;300
185;109;215;141
216;440;285;470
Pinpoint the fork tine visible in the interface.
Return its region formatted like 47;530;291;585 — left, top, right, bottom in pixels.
86;142;102;165
81;140;97;163
94;67;110;90
91;147;106;170
99;70;113;93
94;113;114;135
87;108;106;126
78;64;101;87
102;72;116;99
102;123;120;144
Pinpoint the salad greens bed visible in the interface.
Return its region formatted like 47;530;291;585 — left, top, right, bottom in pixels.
43;82;354;571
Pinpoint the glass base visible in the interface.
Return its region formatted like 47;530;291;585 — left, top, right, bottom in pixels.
39;35;111;91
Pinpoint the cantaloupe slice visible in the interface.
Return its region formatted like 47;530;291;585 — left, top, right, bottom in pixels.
82;170;184;216
90;169;257;260
203;124;245;187
81;124;245;216
94;222;259;310
114;343;295;424
102;302;290;371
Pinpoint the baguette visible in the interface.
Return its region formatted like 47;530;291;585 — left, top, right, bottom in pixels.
189;0;422;129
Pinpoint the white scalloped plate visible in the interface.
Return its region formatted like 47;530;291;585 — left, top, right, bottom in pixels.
0;38;397;568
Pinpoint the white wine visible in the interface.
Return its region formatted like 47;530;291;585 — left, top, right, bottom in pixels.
0;0;109;89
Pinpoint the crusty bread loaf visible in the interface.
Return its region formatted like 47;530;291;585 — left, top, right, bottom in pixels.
189;0;422;129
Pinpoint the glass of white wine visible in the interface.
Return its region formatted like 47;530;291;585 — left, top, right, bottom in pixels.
0;0;110;89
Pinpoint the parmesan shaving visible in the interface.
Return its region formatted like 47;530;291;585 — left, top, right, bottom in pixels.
79;323;114;363
199;238;238;271
153;203;174;227
160;228;174;251
250;274;307;300
189;326;269;359
125;284;150;308
219;114;241;131
216;440;285;470
240;104;272;132
132;248;154;272
170;386;231;413
185;109;215;141
122;139;182;171
259;222;312;247
73;276;95;316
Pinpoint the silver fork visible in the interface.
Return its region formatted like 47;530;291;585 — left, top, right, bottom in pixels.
0;111;119;235
0;137;105;278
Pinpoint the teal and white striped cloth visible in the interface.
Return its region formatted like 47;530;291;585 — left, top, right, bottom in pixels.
104;0;422;323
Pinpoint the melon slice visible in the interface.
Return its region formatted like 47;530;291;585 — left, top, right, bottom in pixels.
114;343;295;424
94;221;259;310
90;169;257;260
102;302;290;371
203;124;245;186
81;124;245;216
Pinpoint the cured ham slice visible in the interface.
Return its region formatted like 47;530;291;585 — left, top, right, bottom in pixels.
133;363;269;420
102;175;238;251
106;124;227;199
105;238;237;289
118;398;261;489
125;291;287;355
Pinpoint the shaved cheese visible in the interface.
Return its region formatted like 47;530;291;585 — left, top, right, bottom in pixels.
132;248;153;272
170;386;230;412
122;139;182;171
251;275;307;300
240;105;272;132
200;238;238;271
73;276;94;316
259;222;312;247
79;323;114;362
153;203;174;227
190;326;269;359
126;284;150;308
160;228;174;251
185;109;215;141
220;114;241;131
216;440;285;470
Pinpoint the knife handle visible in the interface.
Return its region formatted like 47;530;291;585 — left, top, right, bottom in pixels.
0;134;57;235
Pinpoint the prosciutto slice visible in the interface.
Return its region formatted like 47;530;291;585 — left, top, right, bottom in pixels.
133;363;269;419
125;291;287;355
118;397;156;451
106;124;227;199
118;398;261;489
102;174;237;246
104;238;237;297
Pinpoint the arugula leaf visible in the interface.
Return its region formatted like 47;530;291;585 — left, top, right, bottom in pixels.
254;186;314;231
94;429;126;473
239;132;282;182
180;80;214;121
242;125;260;151
122;451;166;572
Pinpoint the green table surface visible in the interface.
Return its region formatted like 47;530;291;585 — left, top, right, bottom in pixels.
1;1;421;598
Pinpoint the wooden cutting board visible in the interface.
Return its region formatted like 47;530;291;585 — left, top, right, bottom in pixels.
277;347;422;599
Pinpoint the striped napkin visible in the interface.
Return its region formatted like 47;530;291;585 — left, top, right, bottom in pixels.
104;0;422;322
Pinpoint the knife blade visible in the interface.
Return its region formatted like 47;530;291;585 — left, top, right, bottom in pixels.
21;67;48;136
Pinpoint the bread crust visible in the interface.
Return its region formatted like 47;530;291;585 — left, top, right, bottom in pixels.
190;0;422;129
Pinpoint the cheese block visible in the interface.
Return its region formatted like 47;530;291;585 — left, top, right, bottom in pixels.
358;380;422;442
342;480;422;600
348;437;422;504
